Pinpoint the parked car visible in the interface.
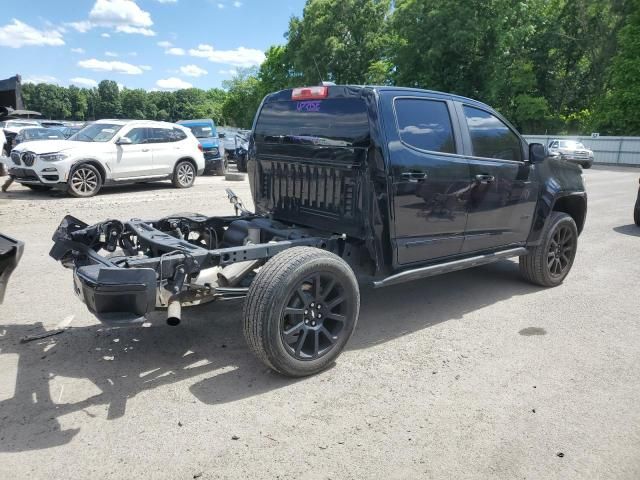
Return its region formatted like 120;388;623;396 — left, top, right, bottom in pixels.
39;120;66;129
49;85;586;377
548;139;594;168
59;125;85;139
1;119;41;155
8;119;205;197
13;126;65;147
634;178;640;226
0;233;23;304
177;119;226;175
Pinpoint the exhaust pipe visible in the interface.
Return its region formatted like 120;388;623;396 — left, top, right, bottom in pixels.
167;297;181;326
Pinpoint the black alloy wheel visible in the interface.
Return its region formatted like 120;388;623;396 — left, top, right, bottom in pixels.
547;224;575;278
281;273;348;360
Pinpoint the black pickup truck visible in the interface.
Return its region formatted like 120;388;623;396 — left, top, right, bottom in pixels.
50;85;587;377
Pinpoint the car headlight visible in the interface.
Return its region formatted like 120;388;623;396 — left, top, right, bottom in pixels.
210;147;219;156
38;153;67;162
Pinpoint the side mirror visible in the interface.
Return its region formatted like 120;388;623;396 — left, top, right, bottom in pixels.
218;132;226;139
116;136;132;145
529;143;546;163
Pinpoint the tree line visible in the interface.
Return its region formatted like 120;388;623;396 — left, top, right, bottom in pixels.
22;0;640;135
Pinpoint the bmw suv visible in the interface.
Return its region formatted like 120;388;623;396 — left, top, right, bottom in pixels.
8;119;205;197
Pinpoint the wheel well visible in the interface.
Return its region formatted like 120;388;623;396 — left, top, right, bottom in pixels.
552;195;586;234
71;160;106;183
175;157;197;172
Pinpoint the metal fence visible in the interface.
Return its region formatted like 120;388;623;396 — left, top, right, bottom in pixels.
523;135;640;166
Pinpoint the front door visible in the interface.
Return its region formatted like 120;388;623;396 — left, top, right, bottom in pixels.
456;104;538;253
112;127;153;179
387;96;472;265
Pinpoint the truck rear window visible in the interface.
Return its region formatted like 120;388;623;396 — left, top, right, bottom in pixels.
254;98;370;147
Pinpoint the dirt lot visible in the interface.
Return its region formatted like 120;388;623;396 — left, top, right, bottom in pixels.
0;167;639;479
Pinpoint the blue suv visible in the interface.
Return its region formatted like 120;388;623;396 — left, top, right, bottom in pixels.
177;119;226;175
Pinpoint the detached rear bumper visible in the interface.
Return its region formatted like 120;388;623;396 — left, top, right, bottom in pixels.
73;264;157;326
0;233;24;304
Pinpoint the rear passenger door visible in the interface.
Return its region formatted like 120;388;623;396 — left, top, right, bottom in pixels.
456;104;538;253
146;127;187;175
385;95;471;265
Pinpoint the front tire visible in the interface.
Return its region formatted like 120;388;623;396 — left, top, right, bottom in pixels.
582;162;592;169
67;164;102;198
172;160;196;188
244;247;360;377
634;195;640;226
237;155;247;173
215;157;228;176
519;212;578;287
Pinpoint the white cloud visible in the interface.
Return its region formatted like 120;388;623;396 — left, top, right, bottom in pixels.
101;32;111;38
217;3;224;9
23;75;58;84
0;19;65;48
68;0;155;36
189;44;264;67
157;40;172;48
156;77;192;90
233;1;242;7
218;69;237;76
70;77;98;87
180;64;207;77
115;25;155;36
78;58;144;75
71;47;85;53
156;0;177;3
105;50;118;57
166;47;185;56
68;21;92;33
140;65;152;71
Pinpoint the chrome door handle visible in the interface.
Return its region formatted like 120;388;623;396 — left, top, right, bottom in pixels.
475;174;495;184
142;148;150;152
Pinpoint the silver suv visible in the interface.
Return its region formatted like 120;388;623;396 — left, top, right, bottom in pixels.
548;139;594;169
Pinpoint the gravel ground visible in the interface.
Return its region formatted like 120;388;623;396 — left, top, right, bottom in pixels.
0;166;639;479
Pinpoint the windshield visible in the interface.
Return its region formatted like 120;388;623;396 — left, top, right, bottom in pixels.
184;124;215;139
255;98;370;147
23;128;64;140
559;140;586;149
8;121;39;128
70;123;122;142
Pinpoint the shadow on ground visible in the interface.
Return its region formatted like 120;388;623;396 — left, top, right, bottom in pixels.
0;260;541;452
0;181;179;201
612;224;640;237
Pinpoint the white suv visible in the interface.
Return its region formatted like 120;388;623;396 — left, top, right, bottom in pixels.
8;119;205;197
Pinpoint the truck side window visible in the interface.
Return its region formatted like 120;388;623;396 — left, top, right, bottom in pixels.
394;98;455;154
463;106;523;162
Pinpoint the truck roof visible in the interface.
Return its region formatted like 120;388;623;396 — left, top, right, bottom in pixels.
264;85;492;110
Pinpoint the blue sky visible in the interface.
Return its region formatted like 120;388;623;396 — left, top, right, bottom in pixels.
0;0;306;90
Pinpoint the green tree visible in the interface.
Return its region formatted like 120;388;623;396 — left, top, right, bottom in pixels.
221;68;263;128
287;0;392;84
97;80;121;118
120;88;147;119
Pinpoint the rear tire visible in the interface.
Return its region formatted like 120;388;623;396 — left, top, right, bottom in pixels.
582;162;592;169
243;247;360;377
634;196;640;227
215;157;228;176
67;164;102;198
172;160;196;188
237;155;247;173
519;212;578;287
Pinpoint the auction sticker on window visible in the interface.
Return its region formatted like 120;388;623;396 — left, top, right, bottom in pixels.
296;101;322;112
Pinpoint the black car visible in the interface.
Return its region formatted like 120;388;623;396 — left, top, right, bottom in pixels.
0;234;23;304
49;85;586;377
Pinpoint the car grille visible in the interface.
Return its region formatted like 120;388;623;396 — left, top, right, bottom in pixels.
22;152;36;167
574;150;589;159
10;151;21;165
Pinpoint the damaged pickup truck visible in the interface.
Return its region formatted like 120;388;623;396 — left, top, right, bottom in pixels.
49;85;587;377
